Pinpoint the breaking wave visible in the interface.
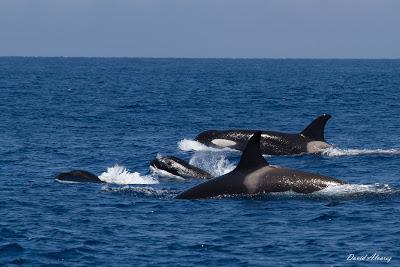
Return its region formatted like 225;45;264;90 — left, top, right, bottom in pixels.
99;165;159;185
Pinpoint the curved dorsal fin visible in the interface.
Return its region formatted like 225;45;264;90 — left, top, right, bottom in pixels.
236;131;268;170
300;114;331;141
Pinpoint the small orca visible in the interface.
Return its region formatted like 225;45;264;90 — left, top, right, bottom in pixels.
150;156;212;179
176;131;346;199
55;170;103;183
195;114;332;155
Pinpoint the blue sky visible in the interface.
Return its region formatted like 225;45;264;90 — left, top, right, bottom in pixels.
0;0;399;58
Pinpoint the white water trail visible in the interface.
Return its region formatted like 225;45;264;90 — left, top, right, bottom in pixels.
314;183;394;196
263;183;396;198
321;147;400;157
99;164;159;185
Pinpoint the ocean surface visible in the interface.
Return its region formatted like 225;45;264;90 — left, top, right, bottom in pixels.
1;58;399;266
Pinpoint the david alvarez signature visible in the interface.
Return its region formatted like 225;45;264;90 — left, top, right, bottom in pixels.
347;253;392;263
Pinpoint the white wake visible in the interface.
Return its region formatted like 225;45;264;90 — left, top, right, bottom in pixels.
256;183;397;199
314;183;394;196
321;147;400;157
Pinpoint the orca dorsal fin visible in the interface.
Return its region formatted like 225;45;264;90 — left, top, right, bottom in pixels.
300;114;331;141
236;131;269;170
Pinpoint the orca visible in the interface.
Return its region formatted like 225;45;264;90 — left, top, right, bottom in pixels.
55;170;103;183
150;156;212;179
176;131;346;199
194;114;332;155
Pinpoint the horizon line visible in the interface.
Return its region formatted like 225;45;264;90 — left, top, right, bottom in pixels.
0;56;400;60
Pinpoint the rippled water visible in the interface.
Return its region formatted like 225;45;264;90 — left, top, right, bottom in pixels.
1;58;399;266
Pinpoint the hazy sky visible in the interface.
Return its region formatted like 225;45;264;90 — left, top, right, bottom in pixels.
0;0;399;58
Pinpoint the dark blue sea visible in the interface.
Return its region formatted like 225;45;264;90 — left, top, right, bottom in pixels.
1;58;399;266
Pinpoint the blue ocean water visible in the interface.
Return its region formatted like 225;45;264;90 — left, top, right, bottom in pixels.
0;58;399;266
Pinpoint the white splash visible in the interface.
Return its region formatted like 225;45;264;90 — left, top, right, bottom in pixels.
189;152;236;177
321;147;400;157
178;139;238;152
99;164;159;185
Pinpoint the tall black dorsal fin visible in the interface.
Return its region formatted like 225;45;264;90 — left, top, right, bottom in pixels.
236;131;268;170
300;114;331;141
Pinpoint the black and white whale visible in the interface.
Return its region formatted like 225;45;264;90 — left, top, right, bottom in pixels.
150;156;212;179
176;131;346;199
194;114;332;155
55;170;104;183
